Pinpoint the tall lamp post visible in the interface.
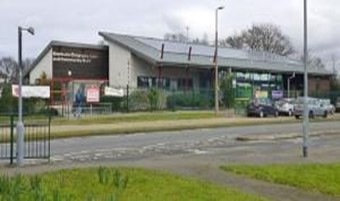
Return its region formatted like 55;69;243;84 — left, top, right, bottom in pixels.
214;6;224;116
287;73;295;98
17;26;34;166
303;0;309;158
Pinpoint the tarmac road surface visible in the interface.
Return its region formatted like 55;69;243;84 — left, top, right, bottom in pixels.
50;121;340;163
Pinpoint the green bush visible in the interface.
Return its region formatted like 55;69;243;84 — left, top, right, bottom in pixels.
166;92;211;110
220;71;235;108
0;84;17;114
100;96;124;112
127;90;150;111
125;88;163;111
147;88;160;111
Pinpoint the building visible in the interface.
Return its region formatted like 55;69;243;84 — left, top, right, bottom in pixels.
26;41;108;105
26;32;332;106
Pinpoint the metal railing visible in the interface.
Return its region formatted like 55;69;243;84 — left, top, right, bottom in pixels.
0;115;50;164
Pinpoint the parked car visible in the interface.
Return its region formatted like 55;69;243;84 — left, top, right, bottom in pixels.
275;98;295;116
319;99;335;115
247;98;279;118
294;97;328;119
336;97;340;112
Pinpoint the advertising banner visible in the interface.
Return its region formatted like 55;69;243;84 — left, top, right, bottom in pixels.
104;86;124;97
86;85;100;103
12;85;50;98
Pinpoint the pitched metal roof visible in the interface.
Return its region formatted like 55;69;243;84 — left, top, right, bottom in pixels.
99;32;331;75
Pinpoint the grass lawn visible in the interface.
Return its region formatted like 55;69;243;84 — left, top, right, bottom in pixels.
221;163;340;196
50;110;216;125
0;167;270;201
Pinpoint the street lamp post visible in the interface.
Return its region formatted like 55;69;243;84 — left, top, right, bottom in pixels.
214;6;224;116
17;26;34;166
287;73;295;98
67;70;72;118
303;0;309;158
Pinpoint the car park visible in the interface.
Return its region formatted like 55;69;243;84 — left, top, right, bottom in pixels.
275;98;295;116
247;98;279;118
294;97;328;119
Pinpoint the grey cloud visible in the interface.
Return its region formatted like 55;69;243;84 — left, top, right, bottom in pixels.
1;0;340;71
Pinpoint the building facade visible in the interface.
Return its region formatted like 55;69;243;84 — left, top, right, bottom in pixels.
26;41;108;105
26;32;332;106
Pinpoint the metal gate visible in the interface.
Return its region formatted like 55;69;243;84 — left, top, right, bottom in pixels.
0;115;51;164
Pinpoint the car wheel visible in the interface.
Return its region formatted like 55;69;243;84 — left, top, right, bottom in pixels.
323;111;328;118
259;111;264;118
295;115;300;119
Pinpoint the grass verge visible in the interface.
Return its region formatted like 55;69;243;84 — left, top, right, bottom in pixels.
50;110;217;125
221;163;340;196
0;167;270;201
1;112;339;142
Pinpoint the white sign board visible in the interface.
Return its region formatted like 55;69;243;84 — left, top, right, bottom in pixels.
86;86;100;103
12;85;50;98
104;86;124;97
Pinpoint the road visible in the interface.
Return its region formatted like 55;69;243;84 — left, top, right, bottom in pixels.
50;121;340;163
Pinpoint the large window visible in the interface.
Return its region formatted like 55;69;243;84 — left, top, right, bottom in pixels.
177;78;193;90
137;76;170;89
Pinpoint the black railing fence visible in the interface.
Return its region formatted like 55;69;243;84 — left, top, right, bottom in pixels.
0;114;51;164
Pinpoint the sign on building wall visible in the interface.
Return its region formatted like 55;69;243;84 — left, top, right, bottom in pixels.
272;90;283;99
12;85;50;98
104;86;124;97
86;85;100;103
52;46;108;79
255;90;268;98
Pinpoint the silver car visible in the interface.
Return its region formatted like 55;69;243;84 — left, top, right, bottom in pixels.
275;98;295;116
294;97;328;119
319;99;335;115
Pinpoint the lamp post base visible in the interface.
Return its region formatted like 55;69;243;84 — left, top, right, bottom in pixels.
303;146;308;158
16;121;25;166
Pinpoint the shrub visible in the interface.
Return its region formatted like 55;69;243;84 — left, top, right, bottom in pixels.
127;89;150;111
166;92;211;110
220;71;235;108
147;88;160;111
100;96;124;112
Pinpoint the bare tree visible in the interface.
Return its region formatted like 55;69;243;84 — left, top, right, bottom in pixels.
220;35;244;49
301;52;326;69
164;32;210;45
221;23;295;56
0;57;34;84
164;33;187;43
192;33;210;45
0;57;18;83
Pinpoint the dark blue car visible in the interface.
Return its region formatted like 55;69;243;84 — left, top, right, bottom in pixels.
247;98;279;118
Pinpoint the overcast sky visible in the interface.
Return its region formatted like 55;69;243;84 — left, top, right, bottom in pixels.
1;0;340;70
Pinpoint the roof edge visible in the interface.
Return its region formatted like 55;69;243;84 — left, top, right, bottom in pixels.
99;31;157;64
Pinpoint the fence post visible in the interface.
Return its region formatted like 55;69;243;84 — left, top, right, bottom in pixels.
10;115;14;165
126;85;129;113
